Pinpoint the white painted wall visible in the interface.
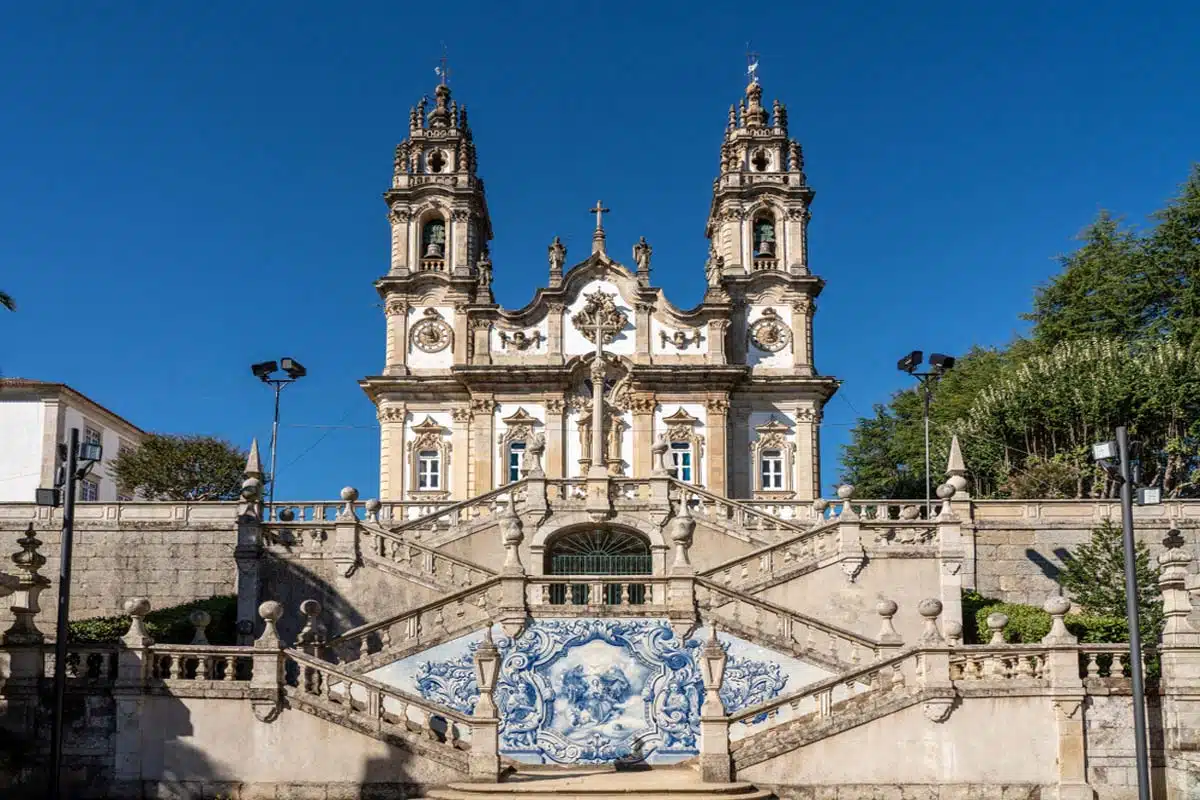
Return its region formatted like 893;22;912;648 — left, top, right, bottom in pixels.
649;318;709;356
0;400;46;502
489;319;550;355
407;306;455;369
746;304;793;368
63;405;139;502
563;280;636;358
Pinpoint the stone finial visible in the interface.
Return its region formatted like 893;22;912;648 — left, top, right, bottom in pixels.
917;598;945;645
699;624;728;716
936;482;957;521
122;597;154;648
986;612;1009;645
3;525;52;645
876;599;902;644
945;435;969;497
651;437;669;476
365;498;382;524
836;484;858;521
255;600;284;649
943;621;963;647
295;599;327;648
666;497;696;572
1159;529;1197;639
189;609;211;645
1041;595;1077;645
525;434;546;479
338;486;359;520
240;438;264;518
810;497;829;529
499;495;525;574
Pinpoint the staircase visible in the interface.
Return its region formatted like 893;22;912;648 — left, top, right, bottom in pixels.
427;765;774;800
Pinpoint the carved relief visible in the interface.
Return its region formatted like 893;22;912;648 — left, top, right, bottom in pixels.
571;290;629;344
406;416;451;498
450;408;472;424
658;328;703;350
749;308;792;353
705;398;730;414
545;398;566;414
378;406;407;423
410;308;453;353
498;329;546;351
630;395;658;415
794;407;821;423
751;418;796;496
470;398;497;414
385;298;409;316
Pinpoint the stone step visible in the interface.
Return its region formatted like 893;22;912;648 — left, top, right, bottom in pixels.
426;767;774;800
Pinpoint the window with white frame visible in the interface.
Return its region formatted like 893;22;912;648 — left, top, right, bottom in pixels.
667;441;693;483
508;440;526;483
80;479;99;502
83;425;102;447
760;449;784;490
417;450;441;490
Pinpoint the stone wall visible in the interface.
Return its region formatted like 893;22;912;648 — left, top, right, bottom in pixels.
0;502;240;629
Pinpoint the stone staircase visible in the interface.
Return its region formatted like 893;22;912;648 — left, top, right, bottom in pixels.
426;765;775;800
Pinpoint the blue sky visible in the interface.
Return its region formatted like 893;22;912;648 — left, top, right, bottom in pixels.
1;2;1197;500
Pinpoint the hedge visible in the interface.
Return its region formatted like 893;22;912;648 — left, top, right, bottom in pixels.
67;595;238;644
963;590;1128;644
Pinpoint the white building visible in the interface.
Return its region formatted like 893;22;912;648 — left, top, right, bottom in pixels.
0;378;146;502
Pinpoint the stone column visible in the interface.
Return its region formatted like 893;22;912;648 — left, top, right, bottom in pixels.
547;302;565;367
378;404;407;500
333;487;360;579
113;598;153;791
1157;533;1200;799
451;211;470;276
916;599;955;723
794;406;819;502
384;298;410;376
470;398;497;495
707;319;729;365
251;601;286;723
791;297;815;376
497;502;527;638
453;304;470;363
451;407;472;499
234;442;264;644
544;399;566;479
730;406;752;499
630;395;656;479
635;302;652;361
666;502;697;640
936;484;965;632
1040;596;1091;800
785;209;804;273
389;208;410;274
472;319;492;366
705;398;729;495
3;525;50;688
698;626;732;783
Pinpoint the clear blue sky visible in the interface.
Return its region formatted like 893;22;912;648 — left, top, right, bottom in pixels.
2;2;1197;500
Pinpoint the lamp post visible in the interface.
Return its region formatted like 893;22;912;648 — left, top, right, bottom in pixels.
1092;428;1161;800
897;350;956;517
251;357;307;511
35;428;103;798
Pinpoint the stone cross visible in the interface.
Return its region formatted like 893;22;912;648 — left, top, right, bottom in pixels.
589;200;609;230
572;291;627;476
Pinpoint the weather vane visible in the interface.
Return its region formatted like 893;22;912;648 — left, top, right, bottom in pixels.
745;43;760;85
435;42;451;86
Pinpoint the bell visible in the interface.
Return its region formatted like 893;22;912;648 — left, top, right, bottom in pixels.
424;241;444;258
757;239;775;257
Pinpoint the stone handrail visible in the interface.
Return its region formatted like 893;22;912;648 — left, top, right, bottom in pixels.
284;648;474;755
948;645;1049;682
43;643;120;684
695;577;881;668
669;480;811;538
389;481;528;535
698;515;843;590
1079;643;1155;680
323;577;503;665
359;520;497;587
728;646;918;740
525;575;670;609
147;644;256;682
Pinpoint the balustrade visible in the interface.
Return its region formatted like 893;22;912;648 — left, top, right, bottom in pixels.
359;524;495;587
44;645;119;684
949;647;1048;682
525;577;667;609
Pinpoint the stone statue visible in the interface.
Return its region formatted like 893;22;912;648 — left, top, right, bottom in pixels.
633;237;652;279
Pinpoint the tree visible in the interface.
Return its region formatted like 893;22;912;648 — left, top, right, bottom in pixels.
0;291;14;311
113;435;247;501
1058;519;1162;638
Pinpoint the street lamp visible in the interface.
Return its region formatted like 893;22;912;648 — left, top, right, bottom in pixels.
897;350;956;517
251;357;307;510
1092;427;1161;800
35;429;102;798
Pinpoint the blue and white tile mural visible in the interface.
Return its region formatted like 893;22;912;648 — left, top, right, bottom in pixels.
366;618;835;765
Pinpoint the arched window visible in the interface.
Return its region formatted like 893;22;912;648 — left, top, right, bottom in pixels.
421;217;446;259
545;528;651;606
753;215;776;258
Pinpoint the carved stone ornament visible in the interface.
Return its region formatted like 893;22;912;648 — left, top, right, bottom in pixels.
378;406;406;424
385;298;409;316
923;698;955;723
498;329;546;351
410;308;453;353
659;328;703;350
571;290;628;344
749;308;792;353
705;398;730;414
499;407;541;446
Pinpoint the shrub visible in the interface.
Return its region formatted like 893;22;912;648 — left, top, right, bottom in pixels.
68;595;238;644
965;591;1130;644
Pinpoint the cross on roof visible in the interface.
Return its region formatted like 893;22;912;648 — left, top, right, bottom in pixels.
590;201;610;231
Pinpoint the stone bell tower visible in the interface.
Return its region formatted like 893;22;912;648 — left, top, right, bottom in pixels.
384;80;493;279
704;75;813;278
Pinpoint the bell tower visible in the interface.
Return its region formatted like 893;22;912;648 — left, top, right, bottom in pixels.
704;70;813;279
384;79;493;279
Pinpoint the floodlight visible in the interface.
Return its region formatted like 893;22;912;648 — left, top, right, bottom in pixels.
897;350;923;374
929;353;956;372
35;488;61;507
251;361;278;381
1092;441;1119;462
78;442;103;463
1136;487;1162;507
280;357;307;380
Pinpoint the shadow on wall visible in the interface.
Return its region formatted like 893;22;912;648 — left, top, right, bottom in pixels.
259;553;369;644
1025;548;1071;584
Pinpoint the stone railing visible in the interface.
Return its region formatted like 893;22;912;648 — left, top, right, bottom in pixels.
695;578;883;669
698;517;842;592
284;647;473;762
148;644;256;686
389;482;528;537
949;646;1049;683
42;643;120;685
525;575;670;611
0;500;238;527
671;480;811;540
359;521;496;588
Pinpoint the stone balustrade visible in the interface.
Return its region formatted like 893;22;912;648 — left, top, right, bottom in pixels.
525;575;669;610
358;522;496;588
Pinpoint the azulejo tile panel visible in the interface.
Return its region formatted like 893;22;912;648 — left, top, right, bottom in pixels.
367;618;834;765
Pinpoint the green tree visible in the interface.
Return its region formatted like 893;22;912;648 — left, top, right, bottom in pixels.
1147;164;1200;345
0;291;14;311
113;435;247;501
1058;519;1162;638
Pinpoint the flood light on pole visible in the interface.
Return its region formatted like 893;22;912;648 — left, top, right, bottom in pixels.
250;357;307;509
897;348;954;517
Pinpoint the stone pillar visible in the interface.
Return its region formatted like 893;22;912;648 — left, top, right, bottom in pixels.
707;320;729;366
497;500;527;638
667;500;697;639
378;404;407;500
730;406;752;499
451;212;470;276
635;302;652;361
785;211;804;274
936;483;965;633
631;394;656;479
545;399;566;479
113;598;153;790
251;601;286;723
1040;596;1091;800
835;486;866;582
875;599;904;656
3;525;50;646
791;297;815;376
794;407;819;502
469;627;502;781
698;626;732;783
916;599;955;723
389;209;410;274
234;441;264;644
471;319;492;366
333;487;360;579
1157;533;1200;799
453;304;470;363
470;398;497;495
451;407;472;500
705;398;729;494
384;297;409;375
547;303;565;366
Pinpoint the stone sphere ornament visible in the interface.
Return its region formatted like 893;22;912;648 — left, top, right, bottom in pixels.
917;598;943;619
876;599;898;618
937;483;956;500
189;609;211;629
365;498;382;515
340;486;359;503
1044;595;1072;616
300;599;322;618
258;600;284;622
124;597;151;617
987;612;1009;633
278;508;296;523
836;484;855;500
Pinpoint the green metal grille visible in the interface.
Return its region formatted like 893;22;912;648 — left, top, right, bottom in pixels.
545;529;651;606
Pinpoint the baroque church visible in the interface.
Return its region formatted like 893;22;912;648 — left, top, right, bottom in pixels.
362;74;836;508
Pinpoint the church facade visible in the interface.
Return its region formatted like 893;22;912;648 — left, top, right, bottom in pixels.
361;77;837;505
